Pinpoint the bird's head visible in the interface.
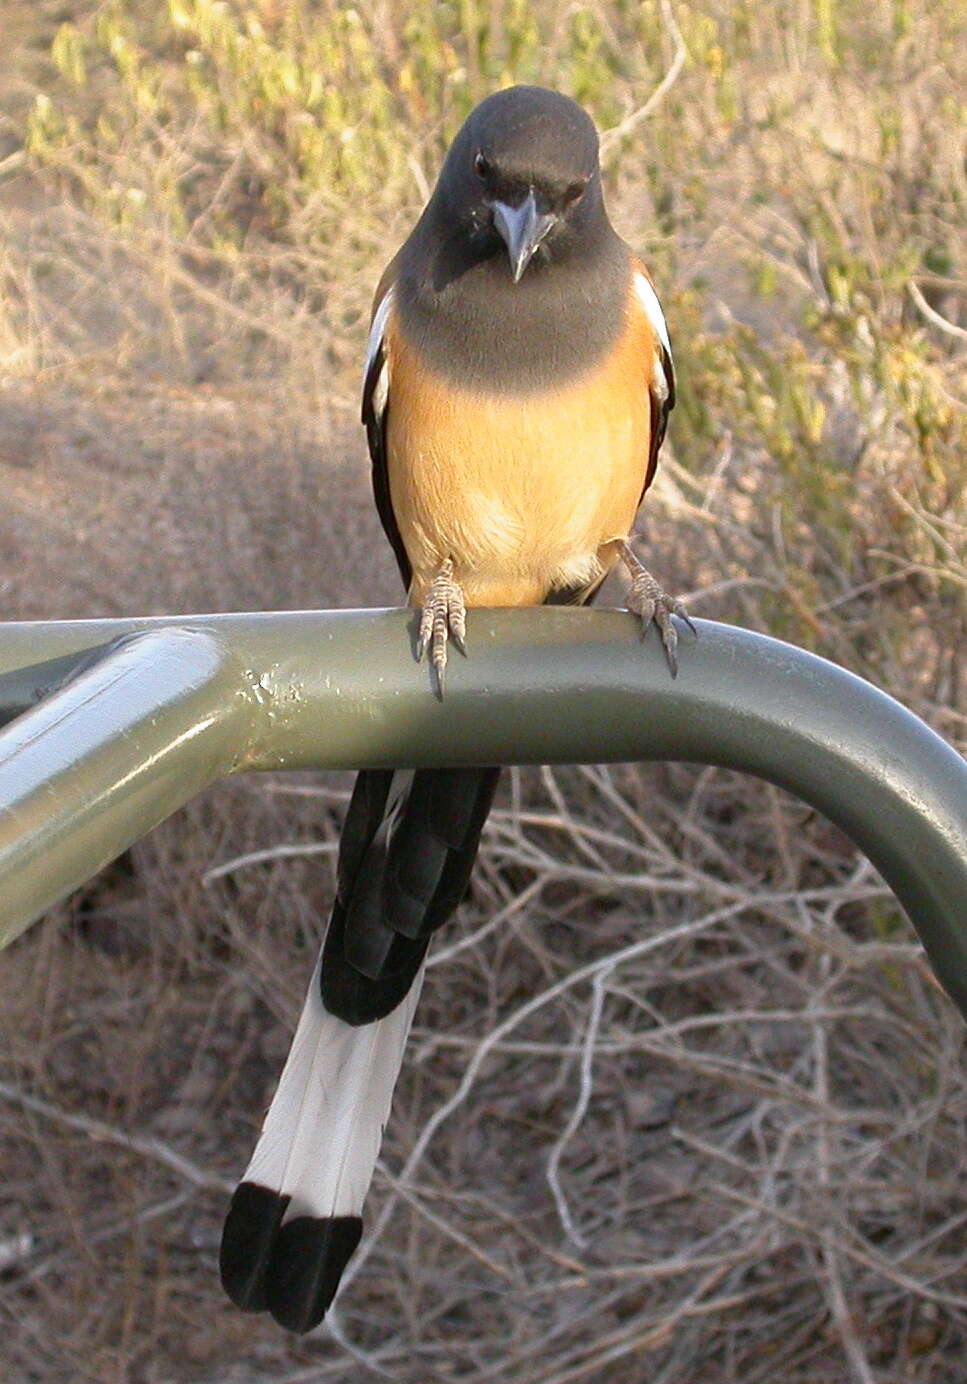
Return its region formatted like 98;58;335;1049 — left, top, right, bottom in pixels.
432;86;605;282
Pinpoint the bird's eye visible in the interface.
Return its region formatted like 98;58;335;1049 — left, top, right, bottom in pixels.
474;152;492;180
563;180;587;207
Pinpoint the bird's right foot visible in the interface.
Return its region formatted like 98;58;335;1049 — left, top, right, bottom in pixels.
415;559;467;694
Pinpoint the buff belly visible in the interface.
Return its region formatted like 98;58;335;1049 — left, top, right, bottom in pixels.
386;313;652;607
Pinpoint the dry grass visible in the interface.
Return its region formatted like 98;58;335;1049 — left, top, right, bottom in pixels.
0;1;964;1380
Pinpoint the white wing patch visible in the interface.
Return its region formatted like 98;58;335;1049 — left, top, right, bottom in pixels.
652;351;670;404
364;284;394;419
633;271;672;357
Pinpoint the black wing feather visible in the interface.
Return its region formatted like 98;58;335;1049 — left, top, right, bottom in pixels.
642;339;675;499
361;292;412;590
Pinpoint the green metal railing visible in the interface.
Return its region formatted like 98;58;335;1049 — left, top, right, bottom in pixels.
0;608;964;1018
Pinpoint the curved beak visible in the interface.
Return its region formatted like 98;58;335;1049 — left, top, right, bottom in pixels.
491;192;557;283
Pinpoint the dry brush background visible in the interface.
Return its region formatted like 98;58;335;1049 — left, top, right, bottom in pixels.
0;1;964;1380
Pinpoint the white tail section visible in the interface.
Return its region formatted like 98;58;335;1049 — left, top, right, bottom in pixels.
245;956;425;1219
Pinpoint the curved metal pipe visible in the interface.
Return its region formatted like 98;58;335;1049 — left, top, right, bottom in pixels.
0;628;252;950
0;609;963;1017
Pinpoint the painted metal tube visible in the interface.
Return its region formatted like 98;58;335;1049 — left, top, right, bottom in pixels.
0;609;963;1018
0;627;252;950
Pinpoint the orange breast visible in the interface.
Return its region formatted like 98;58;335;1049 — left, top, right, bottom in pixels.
386;281;655;607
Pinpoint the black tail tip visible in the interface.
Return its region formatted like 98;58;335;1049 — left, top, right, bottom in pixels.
220;1182;362;1333
265;1214;363;1333
220;1181;289;1313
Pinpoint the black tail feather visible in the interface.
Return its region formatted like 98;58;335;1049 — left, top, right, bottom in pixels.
321;896;430;1025
320;766;499;1024
264;1214;363;1334
220;1182;290;1314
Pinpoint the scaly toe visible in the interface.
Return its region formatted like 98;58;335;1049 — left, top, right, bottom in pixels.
628;575;662;630
431;605;449;679
653;604;680;677
416;604;434;662
449;599;467;655
669;598;697;636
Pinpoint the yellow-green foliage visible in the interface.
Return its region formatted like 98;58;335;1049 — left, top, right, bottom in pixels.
18;0;967;674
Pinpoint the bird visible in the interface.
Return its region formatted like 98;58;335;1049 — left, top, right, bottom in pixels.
219;84;688;1334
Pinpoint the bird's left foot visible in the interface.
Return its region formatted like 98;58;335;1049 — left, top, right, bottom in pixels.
416;558;467;693
619;541;696;677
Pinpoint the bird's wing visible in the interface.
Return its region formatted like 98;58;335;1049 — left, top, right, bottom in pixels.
632;263;676;497
362;263;412;589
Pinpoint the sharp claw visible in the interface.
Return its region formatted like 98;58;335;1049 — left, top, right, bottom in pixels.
416;605;433;662
671;600;698;637
450;607;467;654
636;600;656;634
432;637;447;695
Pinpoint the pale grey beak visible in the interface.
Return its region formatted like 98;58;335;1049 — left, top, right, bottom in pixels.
491;191;557;282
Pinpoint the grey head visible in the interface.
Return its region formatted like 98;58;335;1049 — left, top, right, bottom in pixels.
397;86;629;391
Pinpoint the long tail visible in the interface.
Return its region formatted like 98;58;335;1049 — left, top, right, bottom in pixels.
220;765;499;1333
